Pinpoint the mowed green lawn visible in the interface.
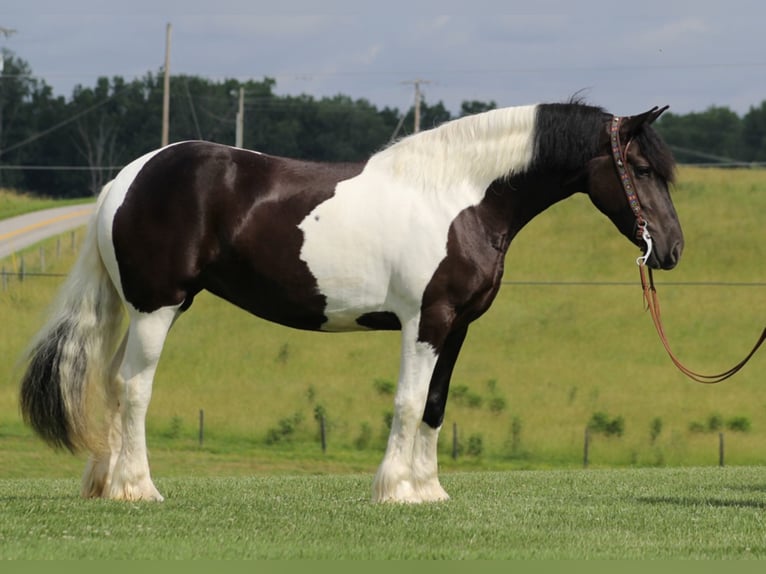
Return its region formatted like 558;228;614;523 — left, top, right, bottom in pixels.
1;467;765;559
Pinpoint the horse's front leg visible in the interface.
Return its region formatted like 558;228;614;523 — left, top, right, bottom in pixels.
372;317;439;503
411;326;468;502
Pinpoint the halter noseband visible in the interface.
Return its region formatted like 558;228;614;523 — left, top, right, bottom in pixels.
609;116;653;266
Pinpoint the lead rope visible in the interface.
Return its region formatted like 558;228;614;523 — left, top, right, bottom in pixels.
638;262;766;384
610;115;765;383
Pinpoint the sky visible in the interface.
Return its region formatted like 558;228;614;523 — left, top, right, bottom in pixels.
2;0;766;120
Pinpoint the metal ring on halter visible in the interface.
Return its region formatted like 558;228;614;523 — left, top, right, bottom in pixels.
636;221;653;266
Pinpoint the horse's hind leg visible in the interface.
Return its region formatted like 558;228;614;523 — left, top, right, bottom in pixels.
106;305;179;501
81;332;128;498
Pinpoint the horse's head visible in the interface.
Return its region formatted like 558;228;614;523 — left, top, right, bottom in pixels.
586;107;683;270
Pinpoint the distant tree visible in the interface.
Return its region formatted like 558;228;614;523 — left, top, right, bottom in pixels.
460;100;497;117
742;101;766;162
0;51;54;189
655;106;744;164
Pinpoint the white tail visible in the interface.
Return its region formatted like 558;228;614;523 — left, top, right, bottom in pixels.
19;183;124;452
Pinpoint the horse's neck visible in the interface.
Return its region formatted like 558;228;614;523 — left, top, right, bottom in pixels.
497;170;584;240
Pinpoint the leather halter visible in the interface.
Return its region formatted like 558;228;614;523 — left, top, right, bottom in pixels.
610;116;653;265
610;115;766;384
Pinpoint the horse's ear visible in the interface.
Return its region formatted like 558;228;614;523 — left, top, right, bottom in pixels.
620;105;669;138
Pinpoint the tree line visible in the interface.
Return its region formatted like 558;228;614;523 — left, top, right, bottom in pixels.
1;50;764;199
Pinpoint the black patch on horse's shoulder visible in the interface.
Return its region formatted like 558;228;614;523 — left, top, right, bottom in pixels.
532;103;607;173
356;312;402;331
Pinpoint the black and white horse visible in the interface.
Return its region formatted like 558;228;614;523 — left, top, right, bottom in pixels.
20;101;682;503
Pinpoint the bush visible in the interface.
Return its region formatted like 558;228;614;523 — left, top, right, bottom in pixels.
265;411;304;445
689;413;750;433
467;434;483;457
488;396;506;414
373;379;395;396
707;413;724;432
451;384;483;409
587;412;624;437
503;415;523;458
650;417;663;444
162;415;183;440
726;416;751;433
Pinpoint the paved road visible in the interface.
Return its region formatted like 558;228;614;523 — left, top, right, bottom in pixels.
0;203;96;260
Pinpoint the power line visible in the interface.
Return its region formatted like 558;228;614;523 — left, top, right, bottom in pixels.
0;97;113;156
5;270;764;288
0;165;123;171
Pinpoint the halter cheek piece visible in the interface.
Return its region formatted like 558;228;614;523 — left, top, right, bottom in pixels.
609;116;653;267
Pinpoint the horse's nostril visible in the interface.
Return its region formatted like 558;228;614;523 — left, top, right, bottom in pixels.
671;241;683;263
663;241;684;270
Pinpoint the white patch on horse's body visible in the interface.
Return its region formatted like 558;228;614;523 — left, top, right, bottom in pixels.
299;105;539;332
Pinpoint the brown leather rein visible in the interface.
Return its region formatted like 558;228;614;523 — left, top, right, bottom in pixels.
610;116;766;384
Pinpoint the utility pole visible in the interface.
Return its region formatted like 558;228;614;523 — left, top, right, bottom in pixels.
161;22;171;147
1;27;18;73
403;79;430;133
235;86;244;148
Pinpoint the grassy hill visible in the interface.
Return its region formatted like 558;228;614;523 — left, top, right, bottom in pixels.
1;166;764;476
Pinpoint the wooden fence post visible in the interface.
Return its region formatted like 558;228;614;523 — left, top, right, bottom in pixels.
1;266;6;291
719;432;724;467
583;427;590;468
452;422;458;460
198;409;204;447
320;415;327;453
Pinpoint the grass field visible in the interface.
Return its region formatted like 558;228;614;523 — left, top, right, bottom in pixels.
1;467;765;559
0;188;92;220
1;167;765;477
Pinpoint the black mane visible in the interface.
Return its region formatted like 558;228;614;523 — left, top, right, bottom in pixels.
532;102;676;183
532;102;607;173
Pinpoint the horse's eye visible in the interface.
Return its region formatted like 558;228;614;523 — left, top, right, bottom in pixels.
633;165;652;179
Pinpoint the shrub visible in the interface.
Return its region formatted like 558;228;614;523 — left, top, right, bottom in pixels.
265;411;304;445
451;384;483;409
162;415;183;440
275;342;290;364
688;421;707;433
726;416;751;433
707;413;724;432
488;396;506;414
587;412;624;437
689;413;750;433
467;433;483;457
313;404;327;423
373;378;395;396
650;417;663;444
504;415;523;457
